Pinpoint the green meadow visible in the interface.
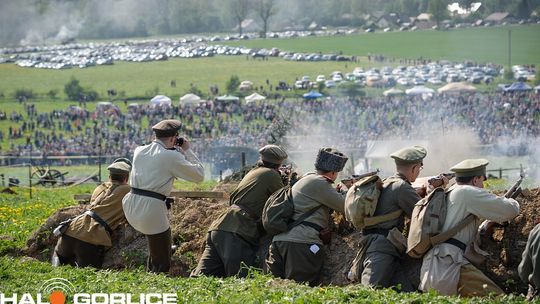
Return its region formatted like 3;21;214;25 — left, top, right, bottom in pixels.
224;25;540;66
0;25;538;102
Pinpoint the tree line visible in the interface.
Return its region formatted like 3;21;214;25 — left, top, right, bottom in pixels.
4;0;540;44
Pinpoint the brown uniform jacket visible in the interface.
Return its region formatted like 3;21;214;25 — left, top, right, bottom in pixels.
209;166;283;245
65;181;130;247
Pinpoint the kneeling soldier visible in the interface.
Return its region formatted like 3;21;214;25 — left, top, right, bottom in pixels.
419;159;519;296
353;146;427;291
192;145;288;277
53;159;131;268
266;148;348;286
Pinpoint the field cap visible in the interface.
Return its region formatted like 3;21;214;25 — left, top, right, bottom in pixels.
391;145;427;165
450;159;489;177
315;148;348;172
113;157;132;167
152;119;181;137
107;161;131;174
259;144;288;164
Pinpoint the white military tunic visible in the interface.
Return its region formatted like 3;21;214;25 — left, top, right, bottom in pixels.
122;139;204;235
419;184;519;295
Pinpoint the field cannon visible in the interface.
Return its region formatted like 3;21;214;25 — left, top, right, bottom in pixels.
31;165;69;187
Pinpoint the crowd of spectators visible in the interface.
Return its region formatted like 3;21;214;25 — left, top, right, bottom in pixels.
2;90;539;172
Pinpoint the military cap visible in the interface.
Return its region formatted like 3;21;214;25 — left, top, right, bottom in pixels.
258;144;288;164
113;157;132;167
152;119;181;137
315;148;348;172
390;145;427;165
450;159;489;177
107;161;131;174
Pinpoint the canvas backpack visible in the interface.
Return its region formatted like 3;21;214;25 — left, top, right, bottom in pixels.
344;175;402;229
262;185;321;236
407;187;475;258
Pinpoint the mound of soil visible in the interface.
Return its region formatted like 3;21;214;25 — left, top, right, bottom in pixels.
25;184;540;294
479;188;540;294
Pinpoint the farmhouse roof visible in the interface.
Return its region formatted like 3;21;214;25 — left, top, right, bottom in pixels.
485;12;510;22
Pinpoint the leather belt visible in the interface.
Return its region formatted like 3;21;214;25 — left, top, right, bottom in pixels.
443;238;467;251
130;187;166;201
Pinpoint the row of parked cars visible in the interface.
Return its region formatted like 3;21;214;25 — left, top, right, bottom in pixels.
293;61;515;89
1;32;359;69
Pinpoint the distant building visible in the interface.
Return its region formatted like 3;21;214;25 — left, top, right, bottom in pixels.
485;12;514;23
416;13;432;21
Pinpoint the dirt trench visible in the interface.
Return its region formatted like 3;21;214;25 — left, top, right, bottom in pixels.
25;184;540;294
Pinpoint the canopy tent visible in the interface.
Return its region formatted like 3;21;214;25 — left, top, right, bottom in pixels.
216;94;240;102
97;101;112;107
150;95;172;107
179;93;201;106
303;90;323;99
504;81;532;92
437;82;477;94
245;92;266;104
383;88;404;96
535;85;540;94
239;80;254;91
405;86;435;95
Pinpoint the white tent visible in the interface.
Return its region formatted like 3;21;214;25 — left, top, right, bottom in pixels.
383;88;404;96
406;86;435;95
179;93;201;106
150;95;172;107
437;82;477;94
535;85;540;94
245;92;266;104
239;80;254;91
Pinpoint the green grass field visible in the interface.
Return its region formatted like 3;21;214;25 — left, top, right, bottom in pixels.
0;25;538;102
224;25;540;66
0;56;351;101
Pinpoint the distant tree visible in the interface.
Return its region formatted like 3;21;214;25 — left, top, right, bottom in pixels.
64;77;84;101
47;89;59;100
134;19;149;37
226;75;241;94
232;0;250;37
458;0;476;12
400;0;420;16
517;0;531;19
14;89;34;101
258;0;277;38
428;0;448;28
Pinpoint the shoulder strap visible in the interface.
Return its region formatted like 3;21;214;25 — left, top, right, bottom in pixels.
85;210;113;235
430;214;476;245
287;187;323;230
364;210;403;227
